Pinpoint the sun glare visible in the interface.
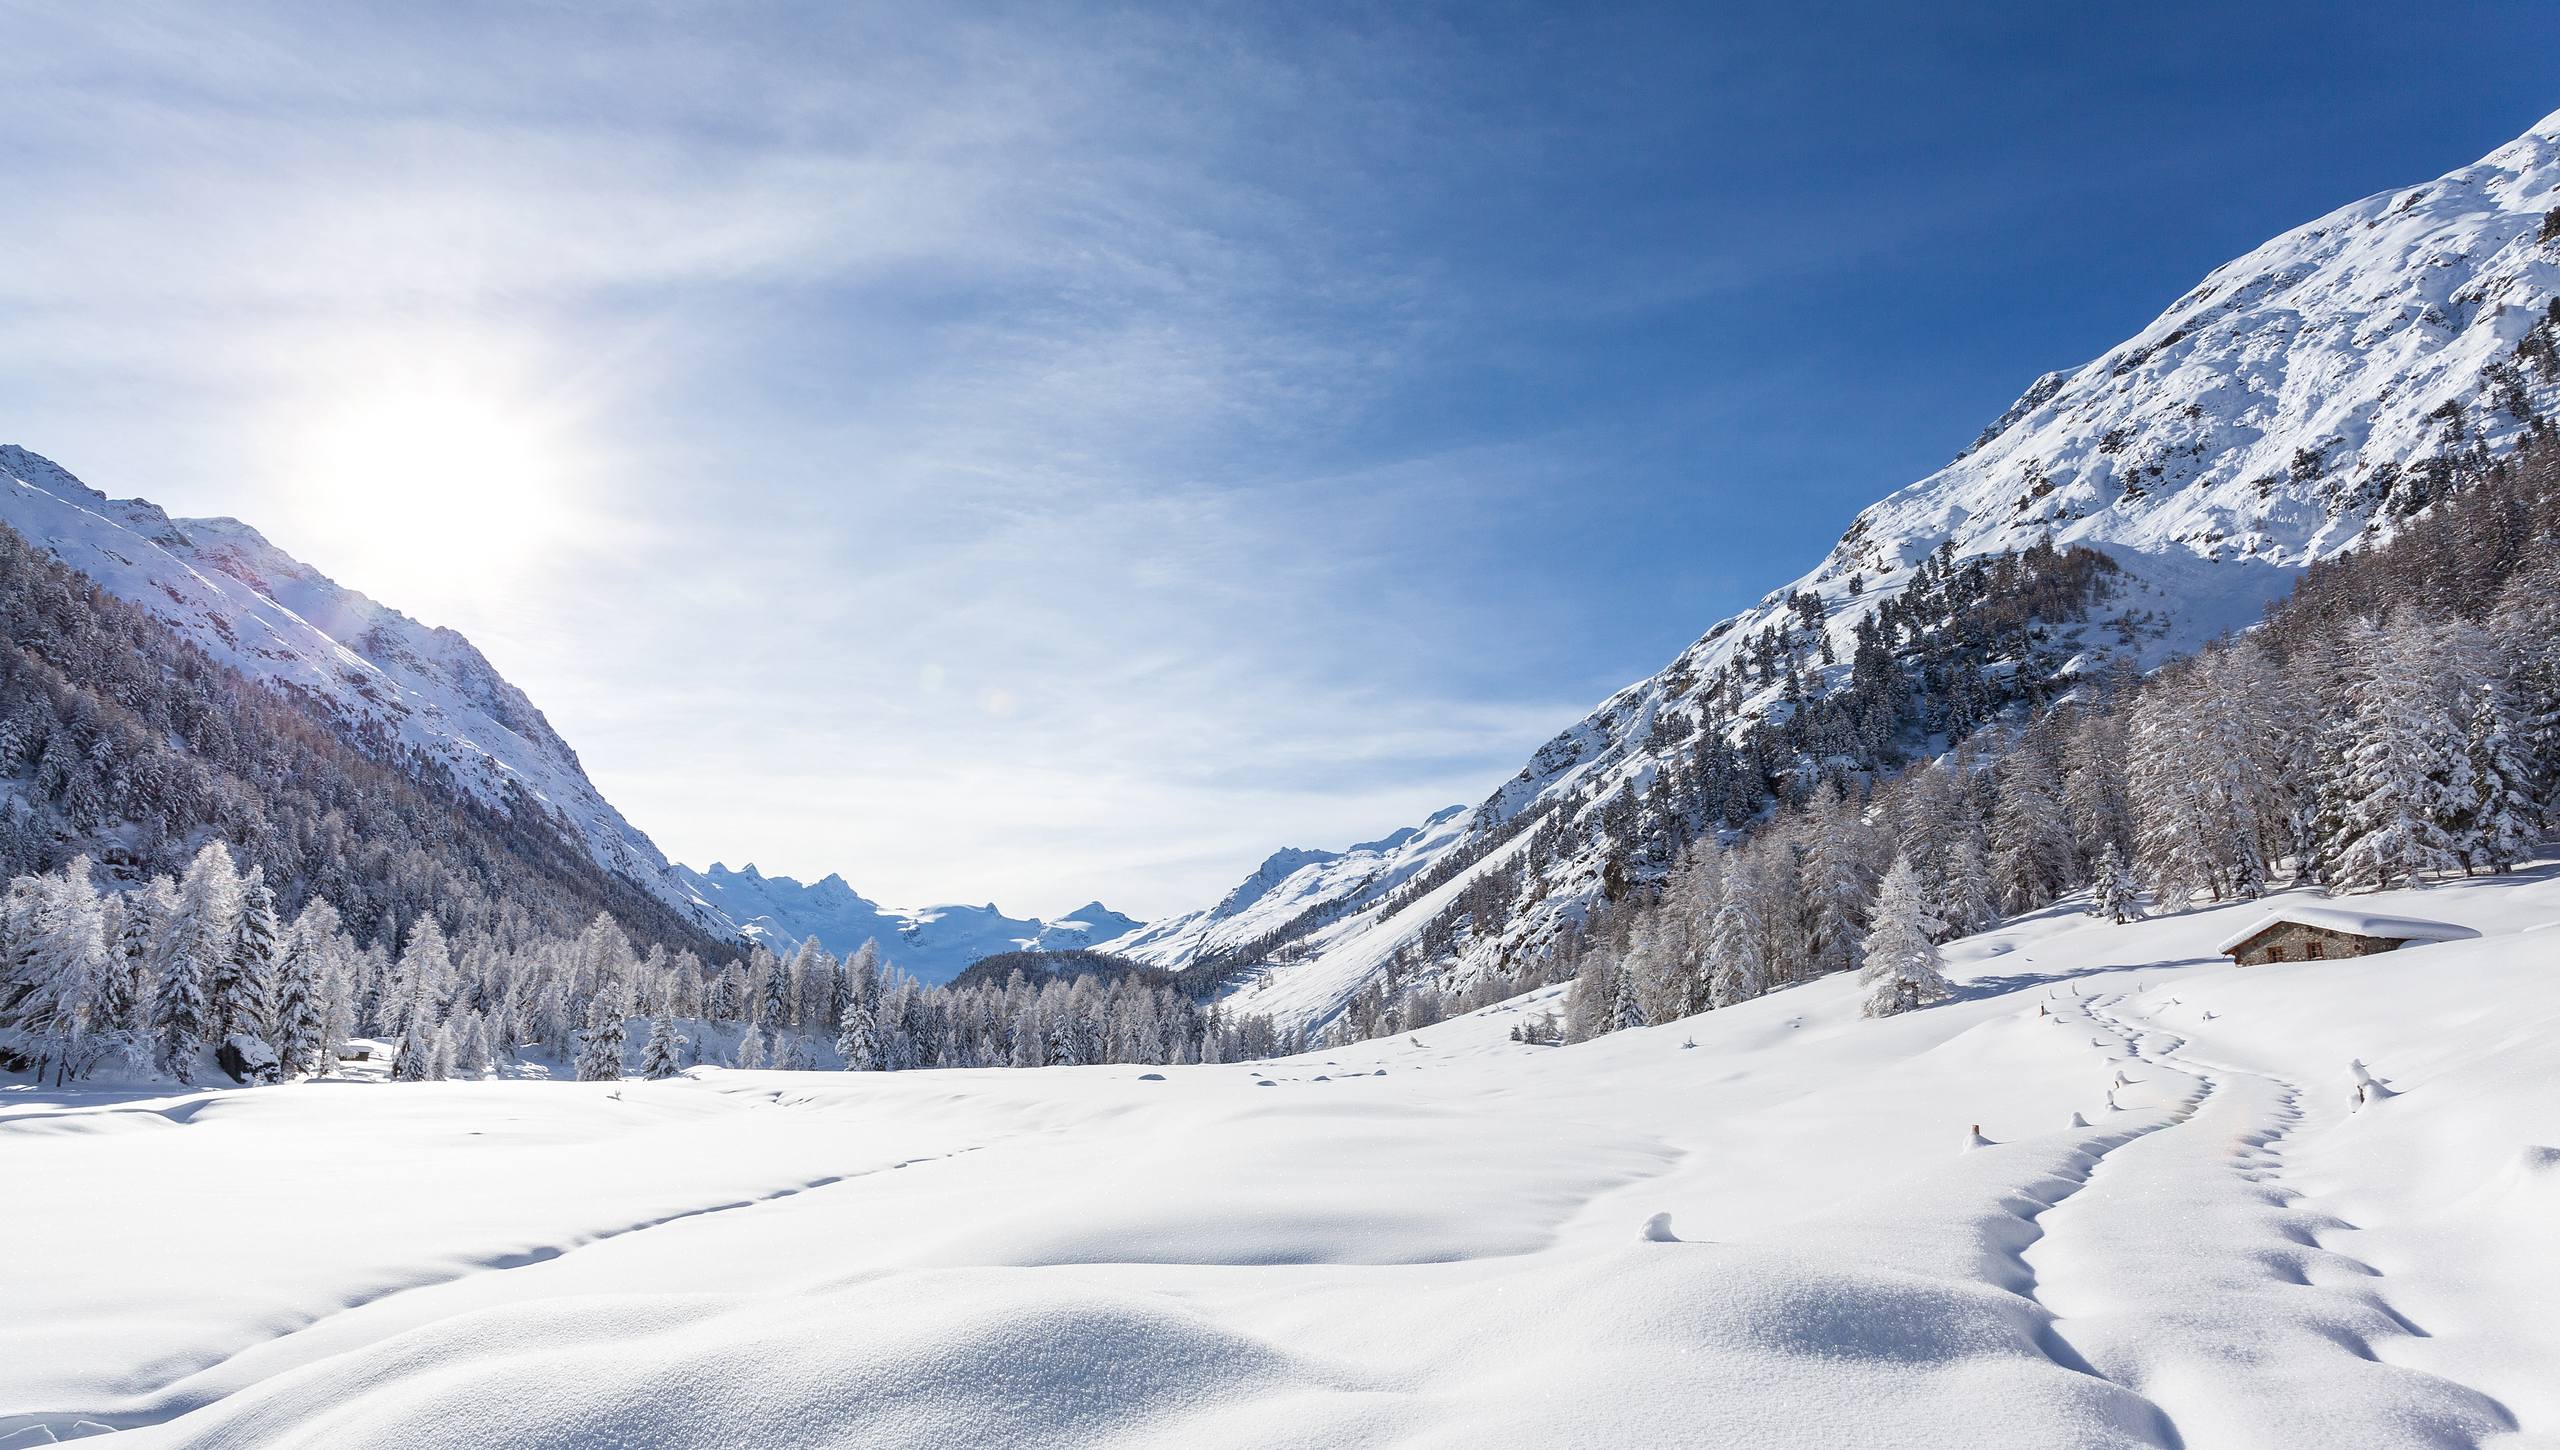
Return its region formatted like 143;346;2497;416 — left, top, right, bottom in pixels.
282;378;587;613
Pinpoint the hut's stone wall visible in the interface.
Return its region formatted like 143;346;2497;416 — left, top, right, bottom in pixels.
2228;921;2404;966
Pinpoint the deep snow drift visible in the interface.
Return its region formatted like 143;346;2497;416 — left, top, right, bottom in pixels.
6;867;2557;1449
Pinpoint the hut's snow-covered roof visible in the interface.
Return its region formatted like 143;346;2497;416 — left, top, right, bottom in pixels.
2216;906;2482;955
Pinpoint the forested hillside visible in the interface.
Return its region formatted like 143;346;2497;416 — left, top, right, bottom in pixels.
1506;430;2560;1048
1147;110;2560;1032
0;519;718;951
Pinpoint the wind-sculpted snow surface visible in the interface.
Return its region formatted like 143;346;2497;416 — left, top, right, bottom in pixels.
6;865;2557;1447
0;446;731;936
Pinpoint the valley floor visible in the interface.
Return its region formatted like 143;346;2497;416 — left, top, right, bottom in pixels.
6;870;2559;1449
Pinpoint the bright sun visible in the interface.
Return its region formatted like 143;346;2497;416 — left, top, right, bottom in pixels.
284;378;586;612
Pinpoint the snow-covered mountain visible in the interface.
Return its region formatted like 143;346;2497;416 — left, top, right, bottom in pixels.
1096;807;1470;971
1168;107;2560;1030
0;446;737;938
679;861;1141;984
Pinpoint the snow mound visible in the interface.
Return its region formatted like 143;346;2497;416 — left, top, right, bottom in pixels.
152;1278;1368;1450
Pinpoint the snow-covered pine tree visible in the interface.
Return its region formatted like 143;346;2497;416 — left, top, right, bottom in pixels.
640;1016;684;1079
1797;789;1875;979
786;938;831;1031
1858;855;1951;1018
391;1011;439;1082
1939;832;1997;939
835;989;881;1070
1704;888;1768;1009
318;938;361;1074
752;948;791;1032
735;1021;767;1070
389;917;452;1081
846;938;882;1011
215;869;281;1048
2458;677;2539;873
88;892;148;1074
2332;621;2467;893
2060;708;2135;870
113;880;167;1059
270;898;338;1077
2190;645;2286;900
1989;750;2075;915
154;842;242;1079
1;857;110;1082
1607;942;1648;1031
451;1008;495;1078
2090;842;2143;923
574;997;626;1081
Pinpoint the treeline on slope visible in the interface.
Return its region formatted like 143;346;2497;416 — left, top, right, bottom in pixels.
1335;421;2560;1048
947;948;1170;993
0;520;719;955
1228;538;2127;1014
0;842;1294;1085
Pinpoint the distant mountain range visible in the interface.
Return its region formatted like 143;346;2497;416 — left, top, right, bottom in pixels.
676;861;1139;984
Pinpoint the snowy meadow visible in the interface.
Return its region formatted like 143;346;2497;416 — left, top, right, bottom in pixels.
7;867;2556;1449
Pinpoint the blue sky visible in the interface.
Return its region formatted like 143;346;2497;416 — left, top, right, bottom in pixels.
5;2;2558;917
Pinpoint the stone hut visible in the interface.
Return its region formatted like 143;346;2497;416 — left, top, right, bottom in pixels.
2216;906;2479;967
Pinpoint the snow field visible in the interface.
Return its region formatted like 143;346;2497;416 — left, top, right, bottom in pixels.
5;867;2556;1448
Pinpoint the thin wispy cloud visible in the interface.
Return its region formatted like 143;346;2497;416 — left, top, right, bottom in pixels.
0;1;1599;915
8;2;2555;914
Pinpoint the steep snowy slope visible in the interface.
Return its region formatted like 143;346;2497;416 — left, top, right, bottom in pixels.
1174;106;2560;1030
8;865;2556;1448
677;861;1139;983
0;446;734;937
1097;807;1470;971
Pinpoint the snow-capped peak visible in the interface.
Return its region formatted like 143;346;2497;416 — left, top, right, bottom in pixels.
1157;106;2560;1029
